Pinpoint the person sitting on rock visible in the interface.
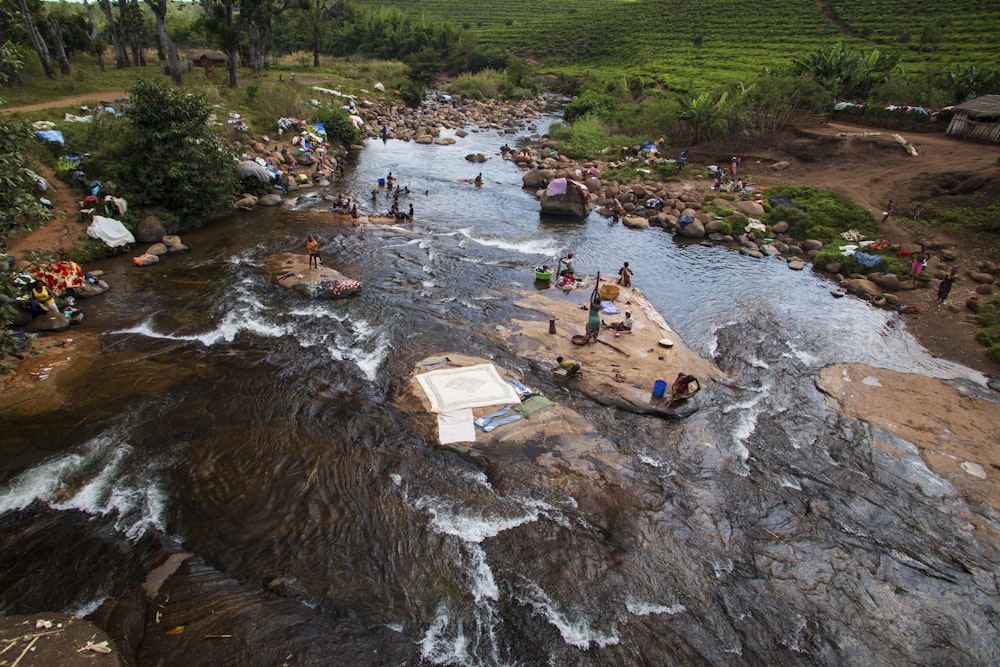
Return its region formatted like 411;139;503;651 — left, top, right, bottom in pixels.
555;356;582;379
603;311;633;332
670;373;699;403
31;281;59;314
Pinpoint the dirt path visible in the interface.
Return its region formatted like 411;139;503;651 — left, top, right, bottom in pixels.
0;91;129;115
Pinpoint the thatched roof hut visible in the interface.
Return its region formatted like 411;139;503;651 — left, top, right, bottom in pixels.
187;50;228;68
946;95;1000;143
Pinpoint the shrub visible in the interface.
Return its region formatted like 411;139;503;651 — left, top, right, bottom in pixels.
447;69;504;100
549;115;636;160
316;106;362;145
563;91;616;124
107;80;239;222
763;185;877;241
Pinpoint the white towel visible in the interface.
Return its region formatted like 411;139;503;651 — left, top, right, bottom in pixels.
438;409;475;445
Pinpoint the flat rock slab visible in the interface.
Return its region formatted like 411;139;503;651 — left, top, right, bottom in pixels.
496;284;723;418
264;252;361;298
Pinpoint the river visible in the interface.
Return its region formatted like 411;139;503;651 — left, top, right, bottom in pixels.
2;119;998;666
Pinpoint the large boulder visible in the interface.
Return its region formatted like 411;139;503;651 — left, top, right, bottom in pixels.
135;214;166;243
868;273;906;292
622;216;649;229
258;194;283;207
678;220;706;238
163;235;188;252
736;200;765;217
840;278;882;299
465;153;487;162
969;271;995;284
24;310;70;332
522;169;555;189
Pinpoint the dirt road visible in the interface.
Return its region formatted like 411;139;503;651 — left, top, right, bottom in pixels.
0;91;128;115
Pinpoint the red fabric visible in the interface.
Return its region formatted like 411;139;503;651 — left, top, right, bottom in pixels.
29;261;86;295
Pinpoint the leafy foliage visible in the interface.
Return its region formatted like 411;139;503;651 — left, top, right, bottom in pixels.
316;105;361;145
108;79;239;221
763;185;877;241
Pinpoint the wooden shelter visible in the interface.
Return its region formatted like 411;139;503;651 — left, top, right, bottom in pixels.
946;95;1000;143
188;50;228;69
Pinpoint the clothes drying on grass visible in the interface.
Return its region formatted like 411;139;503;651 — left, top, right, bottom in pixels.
854;252;882;268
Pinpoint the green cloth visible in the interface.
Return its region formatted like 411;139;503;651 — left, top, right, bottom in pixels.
511;395;552;419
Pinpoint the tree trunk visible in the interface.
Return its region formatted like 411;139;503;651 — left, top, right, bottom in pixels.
146;0;182;85
119;0;141;66
99;0;129;67
82;0;105;71
14;0;56;79
224;0;239;88
247;21;264;73
42;16;72;77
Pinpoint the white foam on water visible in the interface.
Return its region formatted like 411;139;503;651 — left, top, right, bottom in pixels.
419;603;471;665
0;435;166;541
390;473;402;486
415;496;543;543
780;477;802;490
67;596;108;619
625;599;686;617
466;543;499;603
783;339;821;367
521;582;619;650
113;312;288;348
456;228;562;256
638;454;662;468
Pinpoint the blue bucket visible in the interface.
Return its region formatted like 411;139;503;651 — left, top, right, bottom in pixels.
652;379;667;398
377;178;386;186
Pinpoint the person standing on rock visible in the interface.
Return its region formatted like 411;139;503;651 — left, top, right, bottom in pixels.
937;269;958;303
307;235;319;269
586;280;602;343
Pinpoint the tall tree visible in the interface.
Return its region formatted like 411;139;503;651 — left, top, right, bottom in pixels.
41;15;71;76
145;0;181;84
81;0;105;71
98;0;129;67
12;0;55;79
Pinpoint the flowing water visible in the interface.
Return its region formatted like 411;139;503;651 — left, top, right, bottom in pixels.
2;121;998;665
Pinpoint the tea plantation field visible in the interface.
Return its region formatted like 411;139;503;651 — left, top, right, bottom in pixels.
357;0;1000;90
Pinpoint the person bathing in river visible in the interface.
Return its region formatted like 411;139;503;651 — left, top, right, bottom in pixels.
618;261;633;287
474;173;484;186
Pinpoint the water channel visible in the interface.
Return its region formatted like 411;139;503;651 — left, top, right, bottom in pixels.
2;118;998;665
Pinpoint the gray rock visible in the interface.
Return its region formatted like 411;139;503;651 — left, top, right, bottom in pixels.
761;244;781;256
622;216;649;229
787;259;805;270
771;160;791;171
841;278;882;299
704;219;724;234
737;200;765;217
135;214;166;243
969;271;995;284
259;194;283;207
678;220;705;238
24;311;70;332
772;220;790;234
975;284;993;295
465;153;487;162
825;262;843;274
868;273;905;292
163;235;188;252
802;239;825;251
939;248;958;261
146;243;169;256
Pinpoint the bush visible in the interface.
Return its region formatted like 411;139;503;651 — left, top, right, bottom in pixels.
107;80;239;222
316;106;362;145
548;115;637;160
447;69;504;100
563;91;616;124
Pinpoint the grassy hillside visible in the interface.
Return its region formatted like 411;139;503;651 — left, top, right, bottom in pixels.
356;0;1000;91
